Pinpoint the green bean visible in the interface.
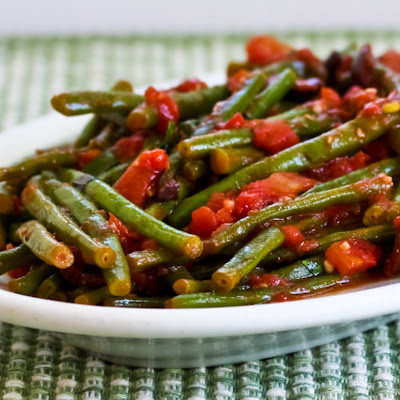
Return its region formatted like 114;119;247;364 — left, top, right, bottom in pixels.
40;178;131;296
0;186;14;214
166;265;193;286
0;148;77;184
178;128;252;159
127;248;189;272
88;123;126;151
272;256;325;280
74;80;134;147
35;272;62;299
204;175;393;254
51;91;144;116
127;102;158;130
182;159;208;181
98;162;129;185
75;286;111;305
17;220;74;269
210;146;265;175
212;227;285;292
165;275;339;308
57;169;203;258
83;149;118;176
173;279;213;294
21;178;116;269
262;224;395;266
305;158;400;195
9;264;55;296
194;73;265;136
246;68;297;119
103;294;166;308
170;105;400;227
0;244;38;275
75;117;108;148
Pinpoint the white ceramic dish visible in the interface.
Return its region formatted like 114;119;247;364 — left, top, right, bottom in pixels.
1;74;400;368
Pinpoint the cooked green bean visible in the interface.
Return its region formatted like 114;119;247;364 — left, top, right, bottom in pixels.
17;220;74;269
246;68;297;119
40;178;131;296
36;272;62;299
210;146;265;175
173;279;213;294
21;178;116;269
75;286;111;305
0;185;14;214
9;264;55;296
57;169;203;258
0;244;38;275
103;294;166;308
212;227;285;292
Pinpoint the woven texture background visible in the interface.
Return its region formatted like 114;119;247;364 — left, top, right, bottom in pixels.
1;32;400;399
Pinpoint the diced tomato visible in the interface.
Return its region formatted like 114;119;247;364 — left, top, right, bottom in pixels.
307;151;370;182
250;119;300;154
235;172;317;218
188;206;219;239
296;239;319;254
145;86;179;133
113;132;145;163
295;48;323;69
77;149;101;170
249;273;290;289
132;269;166;296
246;35;292;66
360;102;382;117
281;225;305;248
227;69;250;92
272;292;289;302
113;149;169;207
385;217;400;276
215;113;246;130
320;87;342;109
394;215;400;229
108;212;140;253
173;78;208;92
216;199;235;224
343;86;378;115
364;138;392;162
325;238;381;276
380;50;400;73
206;192;226;212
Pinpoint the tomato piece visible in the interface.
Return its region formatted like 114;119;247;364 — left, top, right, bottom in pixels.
113;132;145;163
281;225;305;248
108;212;140;253
343;86;378;115
132;269;166;296
394;215;400;229
113;149;169;207
322;203;363;227
215;113;246;130
380;50;400;73
227;69;250;92
320;87;342;109
307;151;370;182
294;77;322;93
206;192;226;212
145;86;179;133
188;206;219;239
77;149;101;170
235;172;317;218
140;239;159;251
325;238;381;276
250;273;290;289
246;35;292;66
250;119;300;154
173;78;208;92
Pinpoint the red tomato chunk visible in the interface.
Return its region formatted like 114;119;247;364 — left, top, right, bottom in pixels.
145;86;179;133
76;149;101;170
108;212;140;254
173;78;208;93
281;225;305;248
250;273;290;289
113;132;145;163
246;35;292;66
235;172;317;218
113;149;169;207
250;119;300;154
325;238;381;276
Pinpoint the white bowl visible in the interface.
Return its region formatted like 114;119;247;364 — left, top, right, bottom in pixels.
1;76;400;367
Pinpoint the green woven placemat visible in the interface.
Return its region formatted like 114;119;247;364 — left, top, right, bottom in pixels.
1;32;400;399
